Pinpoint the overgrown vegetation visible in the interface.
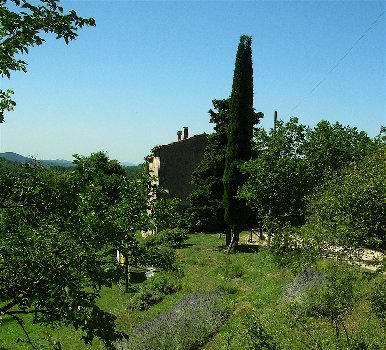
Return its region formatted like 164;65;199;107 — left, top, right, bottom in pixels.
0;152;181;348
1;231;385;349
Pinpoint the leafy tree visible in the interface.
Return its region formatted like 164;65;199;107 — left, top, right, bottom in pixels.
303;120;378;190
303;145;386;251
0;153;154;348
239;119;378;229
223;35;260;248
73;151;127;203
188;98;230;232
0;0;96;122
0;156;26;177
239;117;309;226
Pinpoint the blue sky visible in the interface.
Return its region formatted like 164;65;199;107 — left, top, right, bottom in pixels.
1;0;385;164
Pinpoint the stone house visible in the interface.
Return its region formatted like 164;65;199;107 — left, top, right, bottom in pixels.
148;127;208;207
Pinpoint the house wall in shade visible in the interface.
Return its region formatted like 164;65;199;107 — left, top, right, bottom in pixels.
148;131;208;204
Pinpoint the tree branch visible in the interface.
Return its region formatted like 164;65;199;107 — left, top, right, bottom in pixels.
10;313;39;350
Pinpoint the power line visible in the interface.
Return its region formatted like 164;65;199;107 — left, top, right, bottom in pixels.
289;10;385;116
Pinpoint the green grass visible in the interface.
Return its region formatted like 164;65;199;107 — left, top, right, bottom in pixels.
1;232;385;349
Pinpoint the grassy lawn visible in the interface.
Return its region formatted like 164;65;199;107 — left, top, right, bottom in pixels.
1;232;385;349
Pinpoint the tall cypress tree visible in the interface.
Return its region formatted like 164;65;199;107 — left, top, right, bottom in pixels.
223;35;255;248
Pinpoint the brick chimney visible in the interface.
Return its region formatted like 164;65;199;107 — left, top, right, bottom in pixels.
177;130;182;141
183;127;188;140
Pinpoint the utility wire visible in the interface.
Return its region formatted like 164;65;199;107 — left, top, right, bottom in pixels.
289;10;385;115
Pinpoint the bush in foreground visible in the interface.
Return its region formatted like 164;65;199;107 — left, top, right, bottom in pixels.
118;291;229;350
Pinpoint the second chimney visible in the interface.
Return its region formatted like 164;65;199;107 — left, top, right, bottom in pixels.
183;127;188;140
177;130;182;141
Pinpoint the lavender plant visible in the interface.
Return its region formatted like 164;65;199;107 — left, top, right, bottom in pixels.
285;265;359;349
117;291;229;350
284;269;328;299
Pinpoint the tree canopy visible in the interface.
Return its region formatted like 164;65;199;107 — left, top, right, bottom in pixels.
0;152;159;348
239;118;379;227
304;145;386;251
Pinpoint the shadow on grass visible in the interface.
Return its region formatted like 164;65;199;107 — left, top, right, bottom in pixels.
130;271;146;283
178;243;195;249
234;244;261;254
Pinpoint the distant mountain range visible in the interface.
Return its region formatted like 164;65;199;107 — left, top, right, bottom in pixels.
0;152;138;168
0;152;73;167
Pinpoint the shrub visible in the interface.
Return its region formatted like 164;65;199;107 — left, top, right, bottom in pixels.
286;263;357;346
264;217;302;266
239;311;280;350
118;291;229;350
157;228;188;248
128;272;182;311
371;277;386;326
144;228;188;249
304;146;386;251
145;245;177;271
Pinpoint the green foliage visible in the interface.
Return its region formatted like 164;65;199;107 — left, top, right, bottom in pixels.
188;98;230;232
240;117;309;226
0;160;122;348
72;151;127;203
147;228;188;248
123;165;142;179
223;35;260;245
0;156;23;174
239;118;378;227
303;120;378;187
0;0;95;121
150;198;182;230
0;152;157;348
128;272;182;311
304;146;386;250
237;311;280;350
288;265;356;321
286;264;358;348
370;277;386;326
2;232;385;349
144;245;178;271
264;217;303;266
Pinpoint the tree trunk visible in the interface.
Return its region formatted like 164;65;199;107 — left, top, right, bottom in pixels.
124;261;130;293
226;227;232;247
233;230;240;250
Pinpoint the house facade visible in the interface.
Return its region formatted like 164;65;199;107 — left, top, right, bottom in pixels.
148;127;208;206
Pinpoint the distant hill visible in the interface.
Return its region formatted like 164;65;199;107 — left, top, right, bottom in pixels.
0;152;73;168
121;161;139;167
0;152;139;168
0;152;30;163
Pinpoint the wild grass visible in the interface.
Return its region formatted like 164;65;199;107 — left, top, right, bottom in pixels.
1;232;385;349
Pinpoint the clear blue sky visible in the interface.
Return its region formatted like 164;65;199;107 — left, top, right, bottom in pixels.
1;0;385;164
